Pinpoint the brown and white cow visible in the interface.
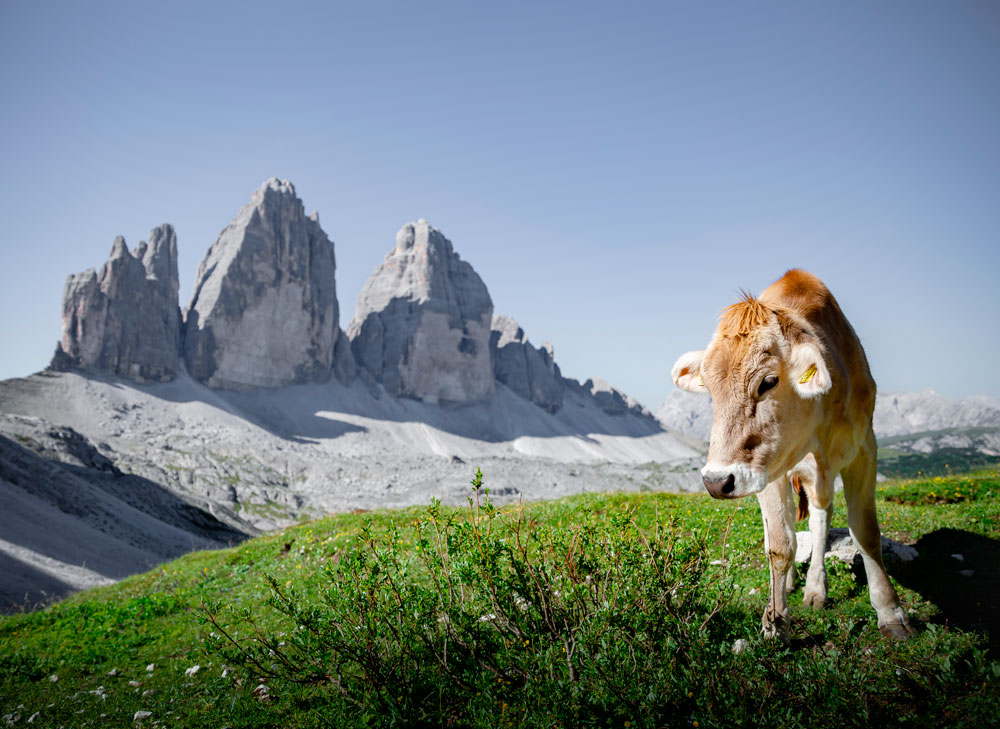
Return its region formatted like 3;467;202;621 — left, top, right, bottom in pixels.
671;269;913;641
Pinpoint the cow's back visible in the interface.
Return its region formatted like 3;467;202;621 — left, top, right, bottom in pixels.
761;269;876;428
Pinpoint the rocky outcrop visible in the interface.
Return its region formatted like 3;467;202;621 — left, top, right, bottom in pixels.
183;179;340;389
655;389;715;441
348;220;494;404
490;315;563;413
570;377;656;420
57;225;180;383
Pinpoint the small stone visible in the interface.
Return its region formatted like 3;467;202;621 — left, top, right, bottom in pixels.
732;638;749;654
27;713;40;724
184;665;200;677
146;664;155;672
960;569;975;577
951;554;965;562
49;675;58;683
142;690;155;697
128;681;141;687
107;668;118;677
133;710;152;722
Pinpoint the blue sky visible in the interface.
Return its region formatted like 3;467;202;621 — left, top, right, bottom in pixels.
1;1;997;409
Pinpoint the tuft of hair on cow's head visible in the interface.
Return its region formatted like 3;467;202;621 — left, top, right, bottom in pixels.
671;293;832;499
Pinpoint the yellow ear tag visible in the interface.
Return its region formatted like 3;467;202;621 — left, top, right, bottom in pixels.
697;375;704;388
798;365;817;385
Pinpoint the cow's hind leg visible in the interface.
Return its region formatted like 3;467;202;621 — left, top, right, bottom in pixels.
842;431;914;639
757;476;797;643
796;455;833;609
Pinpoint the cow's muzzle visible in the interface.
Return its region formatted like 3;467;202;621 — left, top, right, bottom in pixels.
702;472;736;499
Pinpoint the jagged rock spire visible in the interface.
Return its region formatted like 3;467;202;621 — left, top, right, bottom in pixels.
348;219;494;404
57;225;180;383
182;178;341;389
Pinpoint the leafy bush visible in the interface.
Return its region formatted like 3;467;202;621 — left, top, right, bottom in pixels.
204;468;732;725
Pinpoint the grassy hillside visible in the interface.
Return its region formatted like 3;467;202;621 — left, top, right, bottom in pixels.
2;467;999;728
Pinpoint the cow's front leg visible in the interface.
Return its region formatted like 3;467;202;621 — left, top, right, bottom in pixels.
757;478;797;643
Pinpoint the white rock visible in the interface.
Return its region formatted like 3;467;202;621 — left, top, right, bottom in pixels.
951;553;965;562
184;665;200;677
732;638;749;654
48;675;58;683
795;528;917;564
133;710;152;721
146;664;155;672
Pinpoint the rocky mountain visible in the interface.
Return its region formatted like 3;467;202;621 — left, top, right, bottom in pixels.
183;178;342;389
55;225;180;383
873;391;1000;437
490;315;563;413
5;177;709;610
656;387;1000;455
348;219;494;404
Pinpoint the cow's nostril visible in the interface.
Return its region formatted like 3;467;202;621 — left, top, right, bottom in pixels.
721;473;736;494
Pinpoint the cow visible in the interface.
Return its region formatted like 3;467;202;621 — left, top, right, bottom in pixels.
671;269;913;641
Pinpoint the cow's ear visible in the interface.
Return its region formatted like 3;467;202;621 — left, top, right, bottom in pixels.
789;341;831;398
671;350;708;393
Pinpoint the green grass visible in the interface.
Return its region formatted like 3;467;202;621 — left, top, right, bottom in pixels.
2;467;999;728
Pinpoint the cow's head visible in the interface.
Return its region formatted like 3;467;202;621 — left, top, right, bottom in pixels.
671;295;832;499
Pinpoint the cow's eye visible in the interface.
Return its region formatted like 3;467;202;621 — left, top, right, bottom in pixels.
758;376;779;396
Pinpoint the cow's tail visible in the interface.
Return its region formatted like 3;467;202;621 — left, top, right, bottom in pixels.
791;473;809;522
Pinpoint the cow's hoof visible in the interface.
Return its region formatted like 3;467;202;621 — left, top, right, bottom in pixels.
878;621;917;640
761;619;790;645
802;591;827;609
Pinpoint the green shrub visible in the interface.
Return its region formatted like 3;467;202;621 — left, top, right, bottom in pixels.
204;468;732;726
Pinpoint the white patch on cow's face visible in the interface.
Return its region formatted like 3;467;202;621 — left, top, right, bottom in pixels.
701;462;768;498
671;349;708;393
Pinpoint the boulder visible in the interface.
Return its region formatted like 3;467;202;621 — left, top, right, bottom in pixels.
183;179;340;389
56;225;180;383
490;315;563;413
795;528;918;565
348;219;493;404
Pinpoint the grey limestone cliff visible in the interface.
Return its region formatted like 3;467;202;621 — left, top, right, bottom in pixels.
490;315;563;413
183;178;341;389
57;225;180;383
348;219;494;404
